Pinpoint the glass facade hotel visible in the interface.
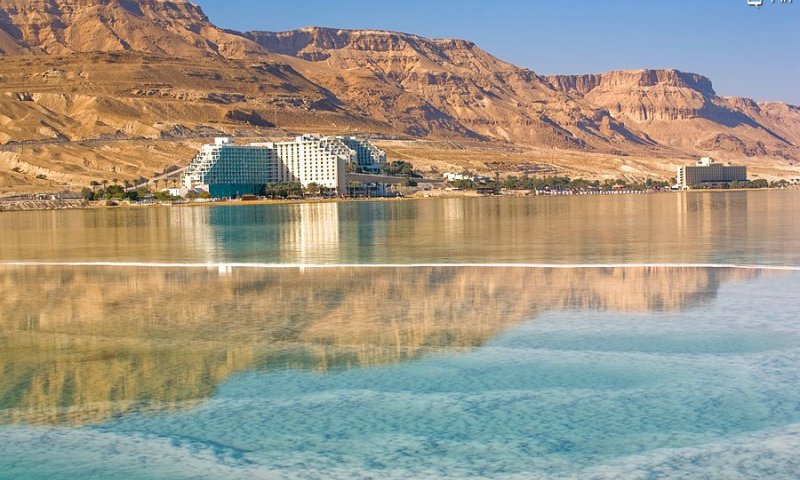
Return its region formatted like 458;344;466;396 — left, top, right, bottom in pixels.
183;135;386;197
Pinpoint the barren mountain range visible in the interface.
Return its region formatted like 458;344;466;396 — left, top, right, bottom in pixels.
0;0;797;194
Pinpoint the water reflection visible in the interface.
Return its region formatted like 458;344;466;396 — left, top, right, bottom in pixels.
0;265;760;426
1;191;798;265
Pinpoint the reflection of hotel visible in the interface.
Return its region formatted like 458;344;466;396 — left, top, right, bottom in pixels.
182;135;386;197
676;157;747;189
281;203;341;263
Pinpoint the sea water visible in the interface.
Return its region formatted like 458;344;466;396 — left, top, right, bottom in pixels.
1;191;799;479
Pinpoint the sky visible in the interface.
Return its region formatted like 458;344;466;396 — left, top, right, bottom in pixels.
196;0;799;104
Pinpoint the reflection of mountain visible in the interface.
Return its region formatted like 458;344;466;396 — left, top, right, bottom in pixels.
0;265;759;426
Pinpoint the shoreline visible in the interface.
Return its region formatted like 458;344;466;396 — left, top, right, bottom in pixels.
0;187;796;213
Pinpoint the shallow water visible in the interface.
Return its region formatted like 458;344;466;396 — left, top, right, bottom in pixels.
1;191;800;479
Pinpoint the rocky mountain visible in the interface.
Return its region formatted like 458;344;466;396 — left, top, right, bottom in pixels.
247;27;658;152
0;0;264;58
547;69;800;160
0;0;797;194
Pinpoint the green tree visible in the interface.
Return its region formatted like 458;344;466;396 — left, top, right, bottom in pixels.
287;182;304;197
125;189;140;202
382;161;420;177
305;182;322;197
449;179;473;189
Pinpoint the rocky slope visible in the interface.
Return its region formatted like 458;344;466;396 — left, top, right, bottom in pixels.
546;69;800;160
248;27;658;152
0;51;388;192
0;0;263;58
0;0;797;193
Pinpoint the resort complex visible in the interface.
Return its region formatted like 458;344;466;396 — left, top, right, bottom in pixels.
676;157;747;189
182;135;387;197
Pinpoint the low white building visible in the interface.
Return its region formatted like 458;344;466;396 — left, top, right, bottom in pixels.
443;172;489;183
443;172;471;182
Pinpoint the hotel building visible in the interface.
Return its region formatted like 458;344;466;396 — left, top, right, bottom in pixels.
676;157;747;189
182;135;386;197
339;137;387;173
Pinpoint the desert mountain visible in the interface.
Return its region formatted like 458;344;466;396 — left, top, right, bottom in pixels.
0;0;797;194
547;70;800;160
0;0;263;58
248;27;658;152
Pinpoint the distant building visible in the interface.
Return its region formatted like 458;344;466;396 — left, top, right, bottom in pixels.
676;157;747;189
182;135;387;197
443;172;491;183
443;172;468;182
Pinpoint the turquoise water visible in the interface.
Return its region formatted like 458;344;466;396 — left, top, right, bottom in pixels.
1;192;800;479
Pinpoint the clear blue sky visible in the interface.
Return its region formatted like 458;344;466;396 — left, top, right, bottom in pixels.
196;0;799;105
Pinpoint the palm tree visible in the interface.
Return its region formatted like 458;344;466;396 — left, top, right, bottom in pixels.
305;182;321;197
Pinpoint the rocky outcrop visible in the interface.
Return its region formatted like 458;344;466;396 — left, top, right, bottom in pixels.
547;69;715;122
546;69;799;157
548;70;715;97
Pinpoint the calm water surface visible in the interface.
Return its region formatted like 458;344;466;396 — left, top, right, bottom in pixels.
1;191;799;479
1;190;798;265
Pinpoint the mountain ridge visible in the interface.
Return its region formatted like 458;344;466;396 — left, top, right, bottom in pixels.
0;0;797;194
0;0;265;58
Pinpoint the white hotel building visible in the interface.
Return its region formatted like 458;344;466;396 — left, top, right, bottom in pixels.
183;135;386;197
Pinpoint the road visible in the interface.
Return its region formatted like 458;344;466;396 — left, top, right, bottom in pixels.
346;173;441;185
0;134;219;152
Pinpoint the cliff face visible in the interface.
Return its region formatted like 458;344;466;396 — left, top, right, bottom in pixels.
548;70;715;99
248;27;656;151
547;69;800;157
547;69;719;122
0;0;263;58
